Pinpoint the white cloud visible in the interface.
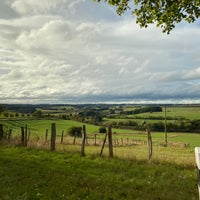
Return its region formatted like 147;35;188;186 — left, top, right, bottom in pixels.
16;20;71;50
11;0;58;15
0;0;200;103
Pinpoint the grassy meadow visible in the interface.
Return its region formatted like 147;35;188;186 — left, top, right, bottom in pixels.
0;146;198;200
0;105;200;199
123;105;200;119
0;118;199;166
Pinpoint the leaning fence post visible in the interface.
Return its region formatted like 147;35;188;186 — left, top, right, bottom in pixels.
108;125;113;158
195;147;200;200
100;133;107;157
81;125;86;156
0;124;3;141
147;127;153;160
51;123;56;151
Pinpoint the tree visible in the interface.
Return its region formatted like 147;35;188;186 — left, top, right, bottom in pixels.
94;0;200;33
33;110;43;118
67;126;82;137
3;112;9;118
99;126;107;133
0;105;4;114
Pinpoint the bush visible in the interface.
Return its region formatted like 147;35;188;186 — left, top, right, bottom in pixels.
67;126;82;137
99;126;107;133
33;110;42;118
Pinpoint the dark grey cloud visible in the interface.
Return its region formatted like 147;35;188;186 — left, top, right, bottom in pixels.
0;1;19;19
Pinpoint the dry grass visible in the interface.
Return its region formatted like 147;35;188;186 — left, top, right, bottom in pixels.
13;138;195;167
1;132;196;167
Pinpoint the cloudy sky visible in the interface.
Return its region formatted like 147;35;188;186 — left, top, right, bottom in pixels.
0;0;200;104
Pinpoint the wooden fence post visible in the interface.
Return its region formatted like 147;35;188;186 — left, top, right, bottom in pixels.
60;130;64;144
121;138;123;146
126;138;129;145
28;130;30;141
0;124;3;141
24;125;28;147
164;105;168;147
21;126;25;146
147;127;153;160
116;139;119;146
94;134;97;146
100;133;107;157
73;133;77;145
8;129;12;141
108;125;113;157
81;125;86;156
45;129;48;142
51;123;56;151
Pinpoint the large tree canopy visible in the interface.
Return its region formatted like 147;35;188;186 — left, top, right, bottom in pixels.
94;0;200;33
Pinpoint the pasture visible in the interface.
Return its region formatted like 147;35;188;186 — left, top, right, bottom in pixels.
0;119;199;166
123;105;200;120
0;146;198;200
0;110;200;199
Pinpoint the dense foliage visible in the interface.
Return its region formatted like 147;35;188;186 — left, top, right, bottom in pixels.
67;126;82;137
78;109;103;124
2;104;36;114
99;126;107;133
124;106;162;115
0;105;4;114
109;118;200;133
95;0;200;33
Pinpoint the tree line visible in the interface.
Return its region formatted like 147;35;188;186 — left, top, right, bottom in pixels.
107;119;200;133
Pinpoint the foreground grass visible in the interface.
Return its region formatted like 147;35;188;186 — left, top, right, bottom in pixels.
0;146;198;200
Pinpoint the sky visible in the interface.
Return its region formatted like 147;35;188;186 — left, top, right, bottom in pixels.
0;0;200;104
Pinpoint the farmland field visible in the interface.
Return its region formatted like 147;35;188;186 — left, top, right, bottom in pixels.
0;104;200;166
0;104;200;199
104;105;200;124
0;118;199;166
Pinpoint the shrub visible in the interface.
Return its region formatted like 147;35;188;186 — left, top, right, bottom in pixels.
67;126;82;137
33;110;42;118
99;126;107;133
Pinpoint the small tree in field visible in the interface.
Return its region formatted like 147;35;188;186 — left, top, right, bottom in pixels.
3;112;9;118
99;126;107;133
0;105;4;115
33;110;43;118
67;126;82;137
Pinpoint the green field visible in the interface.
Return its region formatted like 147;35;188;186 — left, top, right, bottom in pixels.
105;105;200;121
0;146;198;200
0;116;200;199
123;105;200;120
0;119;135;137
1;105;200;199
0;119;199;166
